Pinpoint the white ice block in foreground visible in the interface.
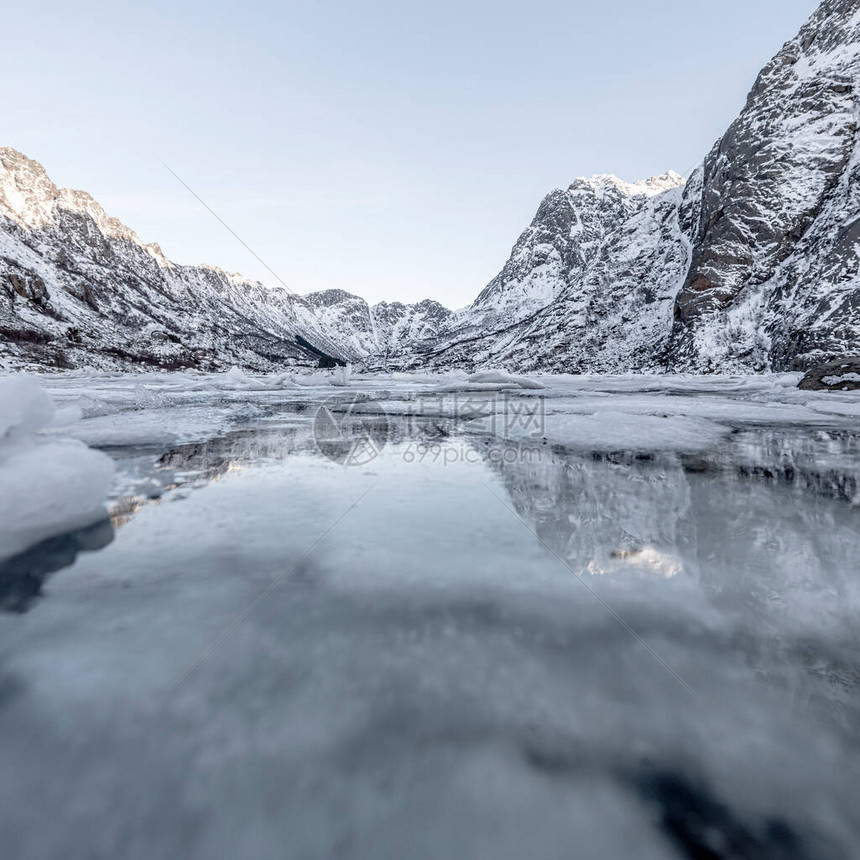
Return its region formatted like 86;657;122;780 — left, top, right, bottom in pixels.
0;376;115;561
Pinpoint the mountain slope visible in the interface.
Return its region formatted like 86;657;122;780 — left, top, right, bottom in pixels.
0;148;351;371
423;0;860;373
3;0;859;375
674;0;860;371
302;289;452;362
412;173;687;372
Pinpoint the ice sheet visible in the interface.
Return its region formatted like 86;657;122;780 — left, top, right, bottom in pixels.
1;422;859;858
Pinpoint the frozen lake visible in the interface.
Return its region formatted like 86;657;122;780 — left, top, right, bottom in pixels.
1;371;859;859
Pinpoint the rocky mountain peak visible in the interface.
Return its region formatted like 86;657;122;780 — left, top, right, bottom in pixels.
458;167;682;339
0;146;60;229
423;0;860;374
0;149;355;371
0;147;149;251
571;171;685;199
143;242;172;268
304;288;364;308
670;0;860;369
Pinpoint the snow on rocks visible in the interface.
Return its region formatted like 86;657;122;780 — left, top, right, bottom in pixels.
798;358;860;391
0;375;115;561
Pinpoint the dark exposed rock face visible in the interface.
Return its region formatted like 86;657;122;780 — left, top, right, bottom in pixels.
4;272;49;306
668;0;860;373
797;356;860;390
676;0;859;324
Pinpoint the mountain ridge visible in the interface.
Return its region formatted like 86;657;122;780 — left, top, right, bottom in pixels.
2;0;859;374
0;145;454;371
415;0;860;373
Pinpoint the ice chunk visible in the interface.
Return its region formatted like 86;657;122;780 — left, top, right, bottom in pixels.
467;370;547;390
330;364;353;387
0;375;55;439
222;366;271;391
291;368;352;387
0;376;115;561
435;382;523;393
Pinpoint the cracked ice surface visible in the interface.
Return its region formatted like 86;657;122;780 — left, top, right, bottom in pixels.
1;369;859;859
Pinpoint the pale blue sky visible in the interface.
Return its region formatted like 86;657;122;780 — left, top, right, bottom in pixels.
2;0;818;307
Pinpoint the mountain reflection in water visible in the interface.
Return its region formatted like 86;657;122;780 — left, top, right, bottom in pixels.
1;414;858;859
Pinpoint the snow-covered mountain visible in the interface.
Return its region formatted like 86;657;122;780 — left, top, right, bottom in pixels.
0;147;454;372
302;289;452;363
0;148;357;371
297;171;690;372
408;172;688;371
415;0;860;373
672;0;860;371
319;0;860;375
2;0;859;374
467;172;685;332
